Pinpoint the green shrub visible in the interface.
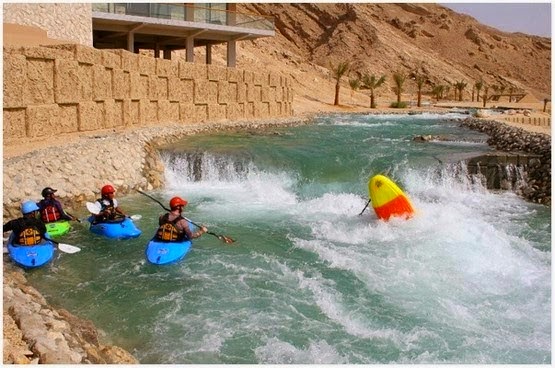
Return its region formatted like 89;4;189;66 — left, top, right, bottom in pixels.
389;101;408;108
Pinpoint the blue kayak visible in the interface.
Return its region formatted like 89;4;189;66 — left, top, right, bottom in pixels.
7;233;55;269
145;223;195;265
145;238;193;265
88;216;142;239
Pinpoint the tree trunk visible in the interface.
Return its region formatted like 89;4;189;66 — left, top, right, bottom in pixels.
370;93;375;108
417;90;421;107
334;82;340;106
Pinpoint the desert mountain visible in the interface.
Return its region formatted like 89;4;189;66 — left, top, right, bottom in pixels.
218;3;550;110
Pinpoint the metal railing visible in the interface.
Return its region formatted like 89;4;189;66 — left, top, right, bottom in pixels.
92;3;274;31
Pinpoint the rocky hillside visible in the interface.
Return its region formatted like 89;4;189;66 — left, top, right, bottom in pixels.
228;3;550;108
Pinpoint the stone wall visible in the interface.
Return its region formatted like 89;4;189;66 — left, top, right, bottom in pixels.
2;3;92;46
3;44;293;144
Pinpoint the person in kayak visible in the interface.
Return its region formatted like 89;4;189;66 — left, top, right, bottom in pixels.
3;200;48;246
92;184;128;223
156;196;207;242
37;187;78;223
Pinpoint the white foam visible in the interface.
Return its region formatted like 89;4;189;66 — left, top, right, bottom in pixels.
254;337;347;364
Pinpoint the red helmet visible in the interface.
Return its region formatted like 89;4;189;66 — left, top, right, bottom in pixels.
169;196;188;210
101;184;116;196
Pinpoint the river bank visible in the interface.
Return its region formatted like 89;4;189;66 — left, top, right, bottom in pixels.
3;108;551;364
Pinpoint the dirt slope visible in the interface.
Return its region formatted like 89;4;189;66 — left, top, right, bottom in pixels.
224;3;550;109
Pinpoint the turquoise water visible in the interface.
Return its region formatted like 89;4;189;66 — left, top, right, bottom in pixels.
26;113;551;364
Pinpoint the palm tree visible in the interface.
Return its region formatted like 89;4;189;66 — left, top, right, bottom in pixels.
474;79;484;103
414;74;427;107
392;71;406;104
432;84;445;102
330;61;350;106
349;78;360;104
454;80;467;102
360;73;386;108
482;85;489;108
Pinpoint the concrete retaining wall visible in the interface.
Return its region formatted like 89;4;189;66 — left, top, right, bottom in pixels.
3;44;293;144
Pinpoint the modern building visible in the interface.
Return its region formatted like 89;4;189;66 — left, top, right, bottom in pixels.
92;3;274;67
3;3;275;67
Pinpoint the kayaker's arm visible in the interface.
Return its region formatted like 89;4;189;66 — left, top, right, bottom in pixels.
115;206;127;217
180;219;207;239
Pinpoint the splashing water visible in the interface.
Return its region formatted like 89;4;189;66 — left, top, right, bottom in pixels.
26;113;550;364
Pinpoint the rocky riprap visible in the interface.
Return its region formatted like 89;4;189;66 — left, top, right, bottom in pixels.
459;118;551;205
3;263;139;364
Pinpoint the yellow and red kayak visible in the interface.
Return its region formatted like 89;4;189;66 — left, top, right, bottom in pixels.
368;174;415;220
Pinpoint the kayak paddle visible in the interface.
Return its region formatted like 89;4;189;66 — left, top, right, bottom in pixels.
2;240;81;254
66;212;82;223
136;189;235;244
358;198;371;216
53;240;81;254
86;201;141;221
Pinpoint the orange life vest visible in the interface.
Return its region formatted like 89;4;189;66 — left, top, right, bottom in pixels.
40;204;61;223
156;214;186;242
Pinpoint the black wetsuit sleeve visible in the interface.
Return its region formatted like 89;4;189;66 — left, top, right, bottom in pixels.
3;219;15;233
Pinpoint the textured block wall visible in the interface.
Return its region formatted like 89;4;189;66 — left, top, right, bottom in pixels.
3;44;294;143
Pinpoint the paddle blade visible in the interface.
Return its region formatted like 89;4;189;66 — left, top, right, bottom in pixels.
86;201;101;215
57;243;81;254
218;234;236;244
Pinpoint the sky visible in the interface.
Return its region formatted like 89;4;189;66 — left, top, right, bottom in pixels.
441;2;551;37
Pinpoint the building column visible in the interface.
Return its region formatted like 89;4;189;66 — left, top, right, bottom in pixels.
227;40;236;68
127;32;134;53
206;44;212;64
163;49;171;60
186;36;194;62
154;44;160;58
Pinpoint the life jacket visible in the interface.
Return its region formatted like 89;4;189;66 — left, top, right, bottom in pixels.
97;198;116;220
17;225;43;246
40;202;62;223
156;214;186;242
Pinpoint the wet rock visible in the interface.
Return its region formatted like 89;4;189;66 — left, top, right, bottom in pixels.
3;264;139;364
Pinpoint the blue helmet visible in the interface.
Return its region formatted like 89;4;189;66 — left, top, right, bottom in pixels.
21;200;39;215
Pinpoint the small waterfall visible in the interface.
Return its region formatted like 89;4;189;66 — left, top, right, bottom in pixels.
464;153;535;192
427;160;488;191
160;150;255;182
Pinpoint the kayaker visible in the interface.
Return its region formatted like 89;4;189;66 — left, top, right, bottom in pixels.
92;184;128;223
3;200;48;246
156;196;207;242
37;187;78;223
